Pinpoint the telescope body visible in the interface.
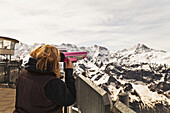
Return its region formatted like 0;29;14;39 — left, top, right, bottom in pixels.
60;52;87;62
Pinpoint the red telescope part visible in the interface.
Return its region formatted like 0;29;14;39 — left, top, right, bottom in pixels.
61;52;87;62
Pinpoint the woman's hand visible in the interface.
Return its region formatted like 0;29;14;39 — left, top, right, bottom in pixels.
64;58;74;69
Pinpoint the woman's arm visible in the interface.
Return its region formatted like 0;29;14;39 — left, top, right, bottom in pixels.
44;69;76;106
44;58;76;106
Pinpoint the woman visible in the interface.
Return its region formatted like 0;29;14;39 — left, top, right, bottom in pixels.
14;45;76;113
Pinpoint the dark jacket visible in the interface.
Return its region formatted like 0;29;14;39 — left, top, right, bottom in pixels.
14;58;76;113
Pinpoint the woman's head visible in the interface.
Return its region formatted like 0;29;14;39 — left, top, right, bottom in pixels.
30;45;61;78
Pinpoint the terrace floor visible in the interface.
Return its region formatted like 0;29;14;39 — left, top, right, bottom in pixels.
0;85;16;113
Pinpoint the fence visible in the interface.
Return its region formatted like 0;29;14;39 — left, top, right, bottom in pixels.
74;74;136;113
0;62;6;83
0;60;21;84
75;74;113;113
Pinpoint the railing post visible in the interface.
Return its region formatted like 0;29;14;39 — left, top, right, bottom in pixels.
118;93;129;107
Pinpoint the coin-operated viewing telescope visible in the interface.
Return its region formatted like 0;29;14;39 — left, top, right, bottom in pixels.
60;52;87;63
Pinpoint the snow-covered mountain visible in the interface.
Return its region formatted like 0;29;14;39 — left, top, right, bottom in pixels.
114;43;170;65
13;42;170;113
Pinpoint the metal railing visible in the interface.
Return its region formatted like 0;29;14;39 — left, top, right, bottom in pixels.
0;60;22;84
0;63;6;83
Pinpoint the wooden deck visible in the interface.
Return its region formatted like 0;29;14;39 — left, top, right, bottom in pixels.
0;87;16;113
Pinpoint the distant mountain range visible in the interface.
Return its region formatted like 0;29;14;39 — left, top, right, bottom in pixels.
13;42;170;113
13;42;170;65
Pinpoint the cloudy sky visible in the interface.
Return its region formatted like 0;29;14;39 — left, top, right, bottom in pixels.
0;0;170;51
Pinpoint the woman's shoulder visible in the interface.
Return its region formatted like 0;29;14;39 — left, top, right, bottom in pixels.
46;78;65;86
44;78;66;94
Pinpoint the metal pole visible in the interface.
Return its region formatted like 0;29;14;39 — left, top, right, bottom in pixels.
64;62;67;113
4;57;8;82
10;55;11;61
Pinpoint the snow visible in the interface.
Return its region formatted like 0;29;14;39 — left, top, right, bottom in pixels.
132;84;170;107
115;44;170;66
93;74;109;85
107;85;123;101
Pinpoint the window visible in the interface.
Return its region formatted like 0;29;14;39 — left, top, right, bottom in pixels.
0;39;2;48
3;40;11;49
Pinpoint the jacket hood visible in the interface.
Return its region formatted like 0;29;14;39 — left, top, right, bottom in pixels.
25;58;54;74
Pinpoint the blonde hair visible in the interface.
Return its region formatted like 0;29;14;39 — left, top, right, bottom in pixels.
30;45;61;78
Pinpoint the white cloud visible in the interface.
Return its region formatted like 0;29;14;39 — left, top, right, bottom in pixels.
0;0;170;51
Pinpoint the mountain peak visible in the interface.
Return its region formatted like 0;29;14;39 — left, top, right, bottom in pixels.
134;43;150;50
91;45;108;51
131;43;153;54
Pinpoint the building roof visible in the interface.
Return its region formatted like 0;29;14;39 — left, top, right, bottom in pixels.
0;36;19;43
